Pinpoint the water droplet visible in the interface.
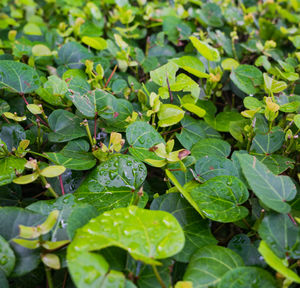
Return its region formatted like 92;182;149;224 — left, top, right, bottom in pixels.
0;256;8;265
123;230;130;236
126;161;133;166
63;195;72;203
108;171;117;180
138;138;145;144
104;191;112;195
128;206;137;215
162;218;172;228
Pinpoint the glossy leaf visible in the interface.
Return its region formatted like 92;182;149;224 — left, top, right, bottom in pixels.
158;104;185;127
150;62;178;86
237;154;297;213
0;157;26;186
75;155;147;212
183;245;244;287
151;193;217;262
81;36;107;50
67;206;185;265
189;36;220;62
188;176;249;222
40;165;66;178
218;267;277;288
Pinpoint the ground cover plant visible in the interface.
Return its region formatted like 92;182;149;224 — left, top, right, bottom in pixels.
0;0;300;287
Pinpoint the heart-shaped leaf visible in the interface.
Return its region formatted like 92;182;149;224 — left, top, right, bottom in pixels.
191;138;231;160
218;267;277;288
75;155;147;212
0;61;40;94
237;154;297;213
187;176;249;222
183;245;244;287
48;109;86;143
151;193;217;262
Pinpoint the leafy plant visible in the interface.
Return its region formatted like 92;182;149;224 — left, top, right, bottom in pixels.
0;0;300;287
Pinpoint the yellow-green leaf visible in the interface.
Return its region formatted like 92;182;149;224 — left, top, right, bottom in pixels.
13;172;39;185
189;36;220;62
40;165;66;177
182;103;206;118
42;253;60;270
81;36;107;50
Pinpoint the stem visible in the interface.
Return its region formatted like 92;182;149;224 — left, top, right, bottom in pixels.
45;266;54;288
166;75;173;103
2;114;10;123
59;175;65;195
151;265;166;288
94;112;98;141
37;120;41;152
104;65;117;88
288;213;298;226
40;175;58;198
83;120;94;147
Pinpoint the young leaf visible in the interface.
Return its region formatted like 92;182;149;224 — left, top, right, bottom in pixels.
189;36;220;62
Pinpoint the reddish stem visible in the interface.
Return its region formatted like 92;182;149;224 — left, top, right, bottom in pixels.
166;75;173;103
2;115;10;123
288;213;298;226
21;93;49;127
104;65;117;88
59;175;65;195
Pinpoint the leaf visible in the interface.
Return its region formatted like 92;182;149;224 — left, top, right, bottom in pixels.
13;172;39;185
32;44;52;56
151;193;217;263
57;42;93;69
258;213;300;259
255;154;295;175
44;139;96;171
126;121;165;164
230;65;263;95
294;114;300;129
41;254;60;270
0;207;46;276
48;109;86;143
195;156;239;181
237;154;297;213
172;56;205;75
258;240;300;284
221;58;239;70
218;267;278;288
198;3;223;28
191;138;231;160
81;36;107;50
150;62;178;87
187;176;249;222
0;270;8;288
263;73;287;94
250;127;285;154
170;74;199;92
67;206;185;265
40;165;66;178
182;103;206;118
0;235;15;276
189;36;220;62
158;104;185;127
0;99;9;116
0;157;26;186
75;155;147;212
0;60;40;94
183;245;244;287
205;111;244;132
228;234;265;267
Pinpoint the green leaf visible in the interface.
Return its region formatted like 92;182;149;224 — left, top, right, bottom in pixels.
126;121;165;164
258;213;300;259
0;235;15;276
263;73;287;94
243;97;264;110
0;60;40;94
170;74;199;92
218;267;277;288
250;127;285;154
191;138;231;160
189;36;220;62
0;207;46;276
150;62;179;87
13;172;39;185
230;65;263;95
158;104;185;127
294;114;300;129
40;165;66;178
0;99;10;116
67;206;185;265
205;111;244;132
0;270;8;288
183;245;244;287
221;58;239;71
151;193;217;263
198;3;223;28
57;42;93;69
32;44;52;57
258;240;300;284
0;157;26;186
187;176;249;222
195;156;239;181
255;154;295;175
48;109;86;143
182;103;206;118
172;56;205;75
23;23;42;35
82;36;107;50
75;155;147;212
44;139;96;171
237;154;297;213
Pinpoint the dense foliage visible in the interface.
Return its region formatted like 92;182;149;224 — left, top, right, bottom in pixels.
0;0;300;287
